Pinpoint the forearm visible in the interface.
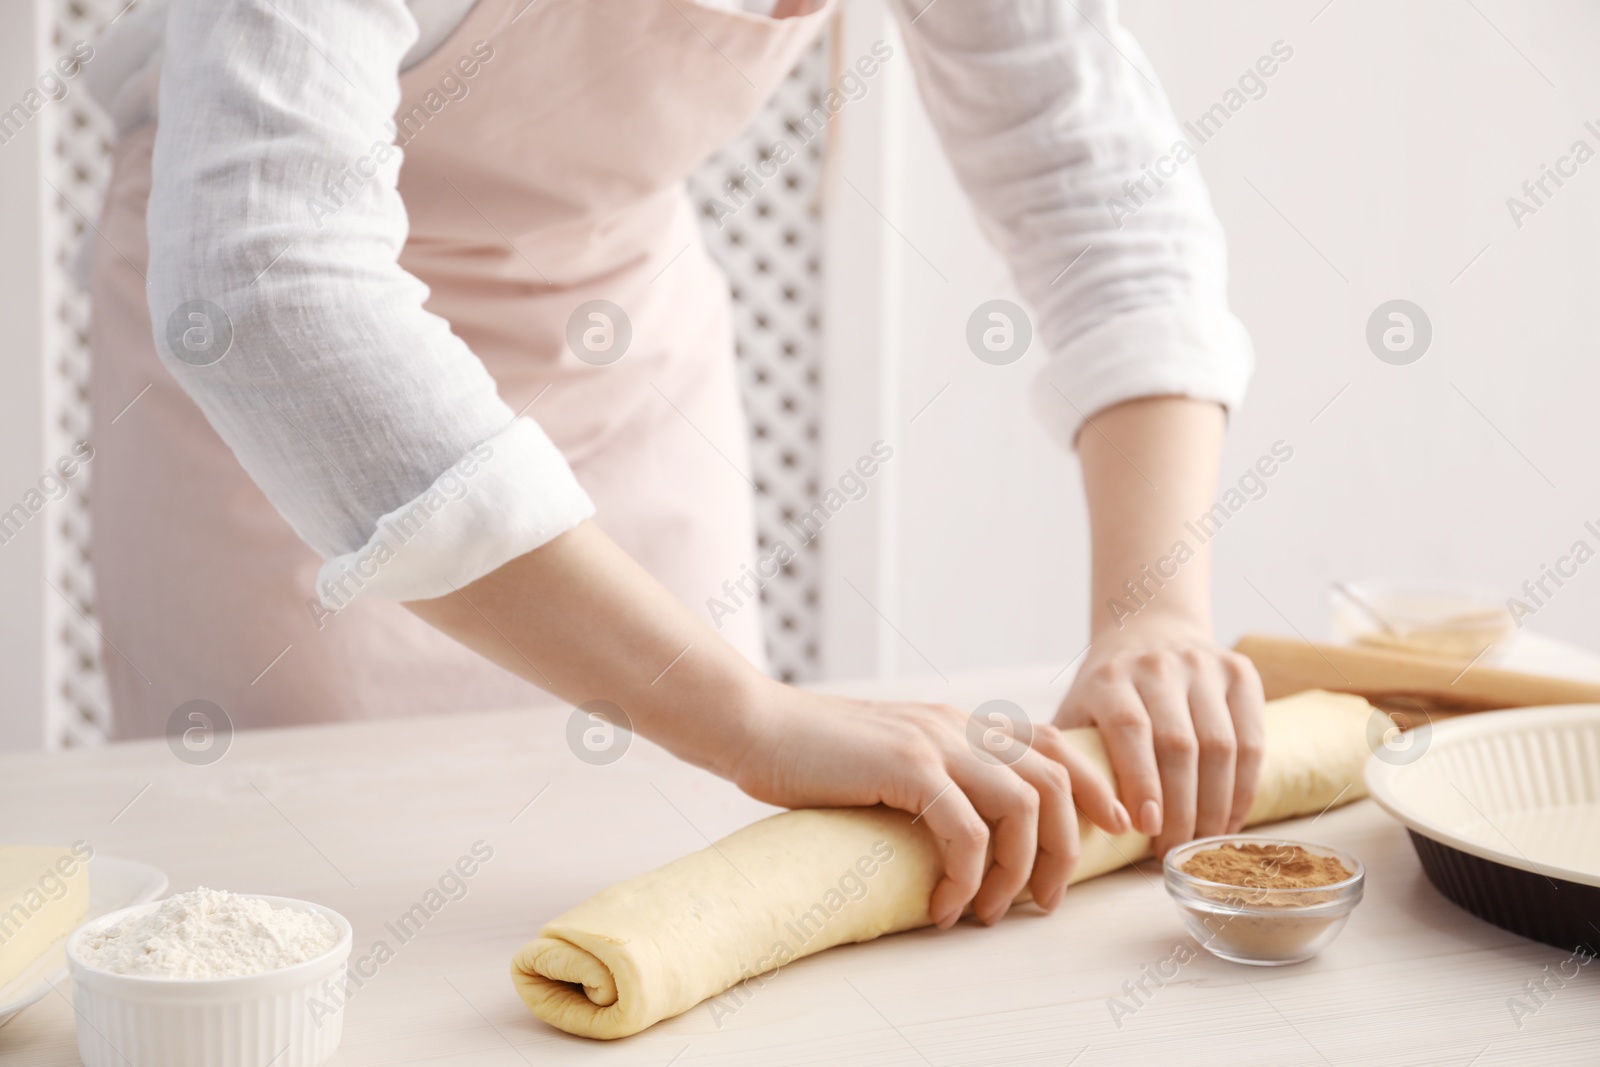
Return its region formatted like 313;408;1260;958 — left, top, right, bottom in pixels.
1080;396;1226;637
409;520;1130;924
404;520;770;776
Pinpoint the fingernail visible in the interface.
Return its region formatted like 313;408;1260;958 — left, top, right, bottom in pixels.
1140;800;1162;836
1039;886;1064;912
1112;801;1132;834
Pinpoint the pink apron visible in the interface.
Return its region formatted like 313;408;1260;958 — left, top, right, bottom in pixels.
88;0;831;737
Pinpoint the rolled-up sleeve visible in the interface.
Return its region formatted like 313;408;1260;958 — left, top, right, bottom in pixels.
146;0;593;605
887;0;1255;447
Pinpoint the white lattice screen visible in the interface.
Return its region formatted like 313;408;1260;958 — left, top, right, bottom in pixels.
42;1;829;743
687;37;829;684
44;0;117;747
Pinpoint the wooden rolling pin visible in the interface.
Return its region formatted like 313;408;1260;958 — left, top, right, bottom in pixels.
1235;633;1600;713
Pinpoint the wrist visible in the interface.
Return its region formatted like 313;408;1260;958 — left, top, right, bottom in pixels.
632;657;781;781
1092;600;1213;647
702;670;785;782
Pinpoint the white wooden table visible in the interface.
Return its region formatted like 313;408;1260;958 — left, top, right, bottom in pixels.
4;639;1599;1066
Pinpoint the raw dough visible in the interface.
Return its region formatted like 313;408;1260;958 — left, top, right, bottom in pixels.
512;689;1373;1039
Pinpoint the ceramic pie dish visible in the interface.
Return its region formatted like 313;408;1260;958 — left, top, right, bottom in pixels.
1364;704;1600;952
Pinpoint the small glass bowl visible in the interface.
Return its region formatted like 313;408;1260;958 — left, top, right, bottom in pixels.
1330;582;1514;661
1163;836;1365;966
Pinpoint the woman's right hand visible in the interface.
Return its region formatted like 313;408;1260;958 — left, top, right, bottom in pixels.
723;683;1132;929
407;522;1129;929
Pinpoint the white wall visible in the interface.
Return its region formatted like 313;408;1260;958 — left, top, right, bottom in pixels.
820;0;1600;683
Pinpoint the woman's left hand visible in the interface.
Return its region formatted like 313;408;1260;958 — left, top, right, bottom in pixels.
1054;612;1266;858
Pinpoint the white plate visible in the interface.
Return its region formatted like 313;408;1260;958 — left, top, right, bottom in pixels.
0;856;169;1028
1364;703;1600;886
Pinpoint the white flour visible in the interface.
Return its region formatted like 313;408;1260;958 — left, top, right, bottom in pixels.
76;887;341;979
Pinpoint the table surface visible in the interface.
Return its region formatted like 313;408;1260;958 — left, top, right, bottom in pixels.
4;635;1600;1066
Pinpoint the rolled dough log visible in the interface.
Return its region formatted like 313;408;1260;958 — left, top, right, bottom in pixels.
512;689;1373;1039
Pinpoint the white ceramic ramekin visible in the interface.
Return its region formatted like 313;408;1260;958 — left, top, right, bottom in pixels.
66;895;352;1067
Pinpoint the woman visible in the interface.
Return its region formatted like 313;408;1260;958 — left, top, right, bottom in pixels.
86;0;1262;927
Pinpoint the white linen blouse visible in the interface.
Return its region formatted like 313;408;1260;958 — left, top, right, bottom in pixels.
85;0;1254;604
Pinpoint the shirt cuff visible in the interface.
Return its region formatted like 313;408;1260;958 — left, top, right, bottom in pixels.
1029;302;1256;449
314;417;595;608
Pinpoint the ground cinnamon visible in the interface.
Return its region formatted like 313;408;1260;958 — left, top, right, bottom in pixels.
1182;843;1351;893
